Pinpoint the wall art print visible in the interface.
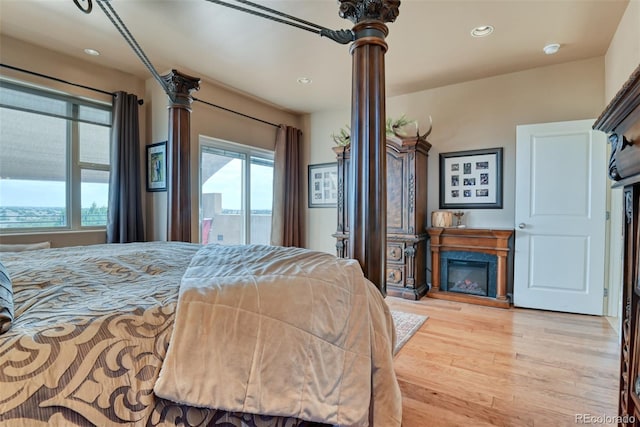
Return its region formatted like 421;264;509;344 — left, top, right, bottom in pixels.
439;147;503;209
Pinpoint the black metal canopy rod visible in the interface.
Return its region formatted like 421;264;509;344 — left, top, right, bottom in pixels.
74;0;173;100
204;0;355;44
72;1;282;127
94;1;173;100
73;0;354;45
73;0;92;14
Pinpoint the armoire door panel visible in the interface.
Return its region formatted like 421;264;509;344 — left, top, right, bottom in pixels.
387;151;406;232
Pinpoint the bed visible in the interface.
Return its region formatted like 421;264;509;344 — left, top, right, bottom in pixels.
1;1;404;424
0;242;401;426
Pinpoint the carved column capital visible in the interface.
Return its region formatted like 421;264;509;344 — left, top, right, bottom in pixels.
161;69;200;108
338;0;400;24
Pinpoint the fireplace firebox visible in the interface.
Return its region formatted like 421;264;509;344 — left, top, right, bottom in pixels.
441;252;497;297
448;260;488;296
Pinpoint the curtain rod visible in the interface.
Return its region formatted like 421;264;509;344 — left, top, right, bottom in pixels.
1;64;277;126
0;63;144;105
193;96;279;128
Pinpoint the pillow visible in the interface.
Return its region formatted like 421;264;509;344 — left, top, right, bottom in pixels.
0;241;50;252
0;261;12;334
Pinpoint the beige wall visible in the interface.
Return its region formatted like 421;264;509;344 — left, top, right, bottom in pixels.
0;35;146;248
3;13;635;252
145;79;170;242
305;57;605;254
604;0;640;102
144;72;302;241
302;107;348;254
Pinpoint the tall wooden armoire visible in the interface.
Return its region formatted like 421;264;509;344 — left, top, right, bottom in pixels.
333;134;432;300
593;64;640;424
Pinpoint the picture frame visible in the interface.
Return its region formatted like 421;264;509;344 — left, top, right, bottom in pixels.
308;162;338;208
439;147;503;209
146;141;167;192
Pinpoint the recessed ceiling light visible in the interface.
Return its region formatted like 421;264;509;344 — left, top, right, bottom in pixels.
543;43;561;55
84;48;100;56
297;77;312;85
471;25;494;38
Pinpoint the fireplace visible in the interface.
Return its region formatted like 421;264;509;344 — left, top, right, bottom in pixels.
440;251;497;298
427;228;513;308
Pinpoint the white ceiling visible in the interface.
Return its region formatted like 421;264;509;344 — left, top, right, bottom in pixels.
0;0;630;114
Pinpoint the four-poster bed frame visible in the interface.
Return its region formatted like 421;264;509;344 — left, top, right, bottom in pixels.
74;0;401;293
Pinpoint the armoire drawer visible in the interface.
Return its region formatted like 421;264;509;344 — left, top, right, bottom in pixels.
386;266;404;285
386;243;404;262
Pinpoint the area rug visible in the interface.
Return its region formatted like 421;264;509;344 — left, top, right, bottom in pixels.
391;310;427;355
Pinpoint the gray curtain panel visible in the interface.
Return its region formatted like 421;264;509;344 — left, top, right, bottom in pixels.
107;92;144;243
271;125;303;247
0;261;13;334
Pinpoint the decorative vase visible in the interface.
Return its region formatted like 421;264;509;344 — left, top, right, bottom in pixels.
432;211;453;228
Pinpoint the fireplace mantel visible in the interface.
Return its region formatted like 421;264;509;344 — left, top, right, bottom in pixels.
427;227;514;308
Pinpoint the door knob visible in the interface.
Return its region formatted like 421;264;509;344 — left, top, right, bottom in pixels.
518;223;526;229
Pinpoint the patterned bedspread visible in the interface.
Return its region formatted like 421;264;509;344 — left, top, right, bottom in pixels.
0;242;326;426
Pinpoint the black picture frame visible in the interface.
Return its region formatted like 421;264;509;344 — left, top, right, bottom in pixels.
308;162;338;208
439;147;503;209
146;141;167;192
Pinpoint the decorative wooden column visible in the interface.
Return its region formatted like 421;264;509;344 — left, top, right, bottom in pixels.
339;0;400;296
161;70;200;242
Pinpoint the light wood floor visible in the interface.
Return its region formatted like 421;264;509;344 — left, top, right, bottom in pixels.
387;297;620;427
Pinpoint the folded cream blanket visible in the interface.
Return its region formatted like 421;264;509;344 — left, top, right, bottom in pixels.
154;244;401;426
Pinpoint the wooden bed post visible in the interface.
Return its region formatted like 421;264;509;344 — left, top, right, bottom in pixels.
162;70;200;242
339;0;400;295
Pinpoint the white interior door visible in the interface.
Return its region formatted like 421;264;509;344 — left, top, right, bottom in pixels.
514;120;607;315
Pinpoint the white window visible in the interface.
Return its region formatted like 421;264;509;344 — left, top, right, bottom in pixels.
0;81;112;231
200;136;274;245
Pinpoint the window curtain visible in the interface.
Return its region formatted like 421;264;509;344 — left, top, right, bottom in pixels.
106;91;144;243
271;125;303;247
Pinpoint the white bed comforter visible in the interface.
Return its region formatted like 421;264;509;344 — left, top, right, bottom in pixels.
153;244;401;426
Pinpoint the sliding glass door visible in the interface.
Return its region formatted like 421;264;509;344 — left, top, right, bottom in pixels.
200;137;273;245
